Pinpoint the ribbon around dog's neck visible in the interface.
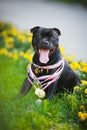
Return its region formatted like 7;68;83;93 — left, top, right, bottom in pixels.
27;58;65;98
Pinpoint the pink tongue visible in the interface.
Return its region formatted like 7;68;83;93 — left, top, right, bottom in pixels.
39;49;49;64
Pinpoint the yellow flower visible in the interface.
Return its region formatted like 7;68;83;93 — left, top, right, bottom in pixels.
5;37;14;48
0;48;8;55
59;45;65;55
66;55;75;61
0;48;19;60
27;37;32;43
23;53;33;62
17;35;26;43
28;53;33;62
80;61;87;67
1;30;8;37
12;51;19;60
74;86;80;90
84;113;87;118
80;67;87;73
70;61;81;70
78;111;82;117
25;49;31;54
84;89;87;94
7;52;13;58
18;31;24;35
5;43;14;49
26;32;33;37
23;53;30;59
19;51;25;56
27;64;30;69
80;105;85;110
81;80;87;85
19;50;34;62
78;112;87;121
5;37;14;44
10;27;18;36
80;113;86;121
29;32;33;37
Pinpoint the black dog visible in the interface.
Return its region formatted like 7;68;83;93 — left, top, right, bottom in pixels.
20;26;80;99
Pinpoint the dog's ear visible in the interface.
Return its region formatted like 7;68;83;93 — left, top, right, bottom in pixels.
53;28;61;36
30;26;40;33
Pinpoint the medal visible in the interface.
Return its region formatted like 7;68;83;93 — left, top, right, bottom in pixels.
34;68;39;74
35;88;46;99
33;81;46;99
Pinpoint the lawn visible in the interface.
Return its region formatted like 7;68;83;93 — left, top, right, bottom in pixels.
0;21;87;130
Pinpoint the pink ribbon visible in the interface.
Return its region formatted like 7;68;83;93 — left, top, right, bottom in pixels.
28;58;65;90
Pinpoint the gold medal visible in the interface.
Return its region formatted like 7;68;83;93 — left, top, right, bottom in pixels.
34;68;39;74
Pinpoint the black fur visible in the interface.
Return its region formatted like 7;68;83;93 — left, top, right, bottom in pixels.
20;26;80;99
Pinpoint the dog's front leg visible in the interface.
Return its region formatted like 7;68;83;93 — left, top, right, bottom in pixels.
46;81;58;99
20;77;32;95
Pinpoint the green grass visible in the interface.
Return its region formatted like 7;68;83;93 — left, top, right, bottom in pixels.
0;55;83;130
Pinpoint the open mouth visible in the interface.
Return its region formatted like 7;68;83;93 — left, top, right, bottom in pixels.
39;48;56;64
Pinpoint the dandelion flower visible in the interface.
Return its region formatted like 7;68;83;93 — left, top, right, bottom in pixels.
0;48;8;55
78;112;87;121
1;30;8;37
19;51;25;56
84;89;87;94
10;27;18;36
59;45;65;55
70;61;81;70
27;37;32;43
80;105;85;110
80;113;86;121
81;67;87;73
7;52;13;58
74;86;80;90
5;37;14;43
17;35;26;43
81;80;87;85
12;51;19;60
80;61;87;67
78;111;83;118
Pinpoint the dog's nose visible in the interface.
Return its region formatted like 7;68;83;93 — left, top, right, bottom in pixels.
43;41;49;46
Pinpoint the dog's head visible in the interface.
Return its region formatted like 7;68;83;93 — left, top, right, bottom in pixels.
31;26;61;64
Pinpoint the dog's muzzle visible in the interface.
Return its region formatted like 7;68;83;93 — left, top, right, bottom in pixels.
38;40;56;64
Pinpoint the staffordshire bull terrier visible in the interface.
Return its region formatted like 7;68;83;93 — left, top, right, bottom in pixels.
20;26;80;99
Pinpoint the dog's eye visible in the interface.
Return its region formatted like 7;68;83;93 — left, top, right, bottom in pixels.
52;36;58;41
37;33;41;39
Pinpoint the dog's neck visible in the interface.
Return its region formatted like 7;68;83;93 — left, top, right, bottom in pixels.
33;48;62;66
28;57;65;91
